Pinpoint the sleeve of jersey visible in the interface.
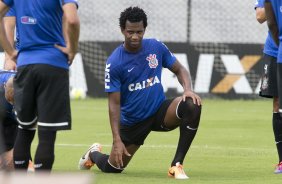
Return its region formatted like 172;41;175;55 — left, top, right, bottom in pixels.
105;60;121;93
255;0;264;8
62;0;79;8
159;41;176;69
5;6;15;17
2;0;13;7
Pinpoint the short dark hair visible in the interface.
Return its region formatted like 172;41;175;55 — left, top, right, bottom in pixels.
119;7;147;29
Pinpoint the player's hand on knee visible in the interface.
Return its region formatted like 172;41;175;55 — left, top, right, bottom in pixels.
113;140;131;168
182;90;202;106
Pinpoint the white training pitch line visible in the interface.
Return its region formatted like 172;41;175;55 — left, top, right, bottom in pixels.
56;143;274;152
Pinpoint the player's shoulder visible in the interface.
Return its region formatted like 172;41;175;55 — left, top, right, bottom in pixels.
144;38;163;45
107;45;124;67
63;0;78;4
255;0;264;8
5;6;16;17
63;0;79;8
143;38;166;50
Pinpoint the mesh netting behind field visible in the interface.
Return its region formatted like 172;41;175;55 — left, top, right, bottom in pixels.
78;0;267;96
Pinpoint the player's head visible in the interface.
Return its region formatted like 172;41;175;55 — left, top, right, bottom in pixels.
119;7;147;52
119;7;147;30
4;76;14;104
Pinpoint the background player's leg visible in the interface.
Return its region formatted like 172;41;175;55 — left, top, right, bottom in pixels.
272;97;282;167
163;97;201;166
275;63;282;173
34;130;56;171
13;128;36;170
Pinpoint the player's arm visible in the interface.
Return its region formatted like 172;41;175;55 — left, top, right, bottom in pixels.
108;92;130;168
3;15;15;70
56;2;80;65
0;1;17;63
170;60;201;105
256;7;266;24
264;1;279;46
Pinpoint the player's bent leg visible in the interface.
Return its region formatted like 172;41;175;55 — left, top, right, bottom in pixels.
95;144;139;173
79;143;123;173
79;143;140;173
164;97;201;179
168;162;189;179
78;143;102;170
34;130;57;171
162;97;183;129
108;144;140;170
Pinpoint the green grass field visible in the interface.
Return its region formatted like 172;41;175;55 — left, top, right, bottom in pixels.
38;98;282;183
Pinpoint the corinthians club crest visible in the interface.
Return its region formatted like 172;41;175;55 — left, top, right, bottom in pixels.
146;54;158;68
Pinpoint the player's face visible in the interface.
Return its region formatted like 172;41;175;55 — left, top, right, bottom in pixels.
122;20;145;52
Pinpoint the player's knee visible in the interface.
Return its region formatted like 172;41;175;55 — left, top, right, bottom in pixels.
177;97;202;118
177;97;201;127
16;116;37;130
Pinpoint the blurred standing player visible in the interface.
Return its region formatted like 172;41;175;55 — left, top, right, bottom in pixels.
0;70;34;171
79;7;202;179
0;7;20;171
0;70;16;170
255;0;282;174
0;0;80;171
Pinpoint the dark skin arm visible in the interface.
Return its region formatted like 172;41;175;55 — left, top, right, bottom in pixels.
169;60;202;105
56;3;80;65
0;1;17;63
3;16;16;70
264;2;279;46
108;92;131;168
256;7;266;24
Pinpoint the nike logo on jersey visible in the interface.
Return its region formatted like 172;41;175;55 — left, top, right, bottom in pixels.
128;67;135;72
